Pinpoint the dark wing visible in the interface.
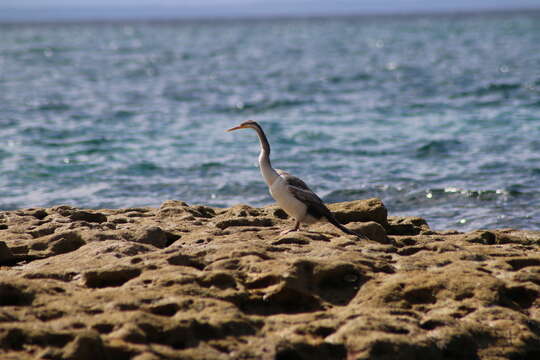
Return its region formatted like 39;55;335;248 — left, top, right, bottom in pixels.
277;170;368;239
275;169;329;219
276;169;326;209
275;169;312;191
287;185;326;208
288;185;367;238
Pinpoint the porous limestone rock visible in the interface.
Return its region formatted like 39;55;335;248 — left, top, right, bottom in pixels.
0;199;538;360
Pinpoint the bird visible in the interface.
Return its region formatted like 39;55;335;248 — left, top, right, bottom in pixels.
226;120;368;239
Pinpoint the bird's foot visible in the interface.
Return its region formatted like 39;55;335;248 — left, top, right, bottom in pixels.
279;228;298;236
280;219;300;236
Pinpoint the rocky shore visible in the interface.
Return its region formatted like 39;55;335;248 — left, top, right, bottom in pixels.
0;198;539;360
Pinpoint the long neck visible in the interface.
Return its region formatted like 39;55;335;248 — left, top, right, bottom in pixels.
253;125;279;186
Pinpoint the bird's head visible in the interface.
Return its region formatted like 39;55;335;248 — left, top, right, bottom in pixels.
226;120;260;132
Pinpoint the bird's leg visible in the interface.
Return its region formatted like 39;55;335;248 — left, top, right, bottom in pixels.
292;219;300;231
280;219;300;235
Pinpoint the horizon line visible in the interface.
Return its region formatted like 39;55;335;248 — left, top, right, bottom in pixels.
0;5;539;25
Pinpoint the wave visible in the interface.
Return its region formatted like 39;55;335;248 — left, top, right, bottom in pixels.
119;161;162;176
113;110;137;119
415;139;465;158
327;72;371;84
292;131;334;142
421;187;522;201
7;46;74;57
36;102;71;112
309;147;397;156
452;82;521;98
215;98;308;113
325;185;528;207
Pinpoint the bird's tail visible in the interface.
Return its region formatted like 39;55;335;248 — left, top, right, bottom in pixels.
326;214;369;240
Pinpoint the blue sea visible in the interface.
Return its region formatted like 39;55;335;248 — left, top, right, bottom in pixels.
1;12;539;231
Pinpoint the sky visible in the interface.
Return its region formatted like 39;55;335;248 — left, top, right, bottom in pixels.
1;0;539;21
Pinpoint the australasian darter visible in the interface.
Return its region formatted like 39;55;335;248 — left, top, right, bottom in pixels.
227;120;368;239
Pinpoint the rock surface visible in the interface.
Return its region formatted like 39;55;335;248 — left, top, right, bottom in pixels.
0;198;539;360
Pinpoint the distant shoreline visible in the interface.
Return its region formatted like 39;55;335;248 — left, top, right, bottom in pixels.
0;6;539;25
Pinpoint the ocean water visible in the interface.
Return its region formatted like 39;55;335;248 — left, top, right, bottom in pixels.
1;13;539;231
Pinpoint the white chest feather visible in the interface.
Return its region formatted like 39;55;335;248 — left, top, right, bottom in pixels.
269;176;307;220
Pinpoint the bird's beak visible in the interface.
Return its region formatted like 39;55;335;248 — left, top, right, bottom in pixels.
226;124;245;132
